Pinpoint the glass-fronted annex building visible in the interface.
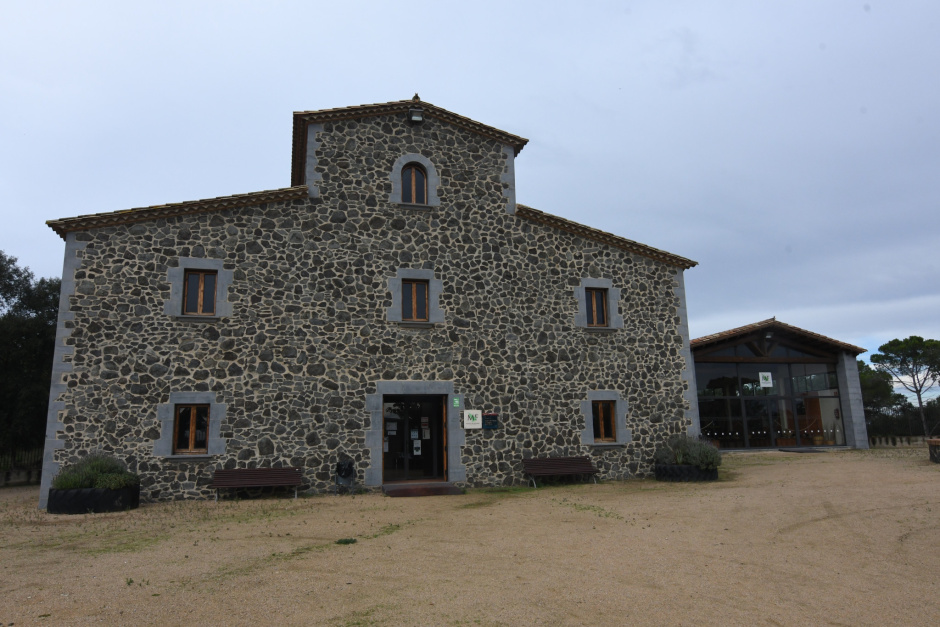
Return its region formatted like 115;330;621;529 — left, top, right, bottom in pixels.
689;319;869;450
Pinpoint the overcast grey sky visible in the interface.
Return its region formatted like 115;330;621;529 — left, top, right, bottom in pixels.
2;1;938;359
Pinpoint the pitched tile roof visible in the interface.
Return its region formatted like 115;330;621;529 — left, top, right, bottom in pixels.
291;96;529;186
691;318;866;354
46;186;308;239
516;204;697;270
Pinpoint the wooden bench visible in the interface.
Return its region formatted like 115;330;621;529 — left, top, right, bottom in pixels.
209;467;304;501
522;456;599;488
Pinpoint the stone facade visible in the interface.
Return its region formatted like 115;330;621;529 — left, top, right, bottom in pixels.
40;98;697;506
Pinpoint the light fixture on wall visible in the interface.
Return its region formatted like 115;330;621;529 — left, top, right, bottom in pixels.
408;107;424;124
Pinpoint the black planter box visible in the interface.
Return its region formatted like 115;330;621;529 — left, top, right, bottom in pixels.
929;440;940;464
47;486;140;515
654;464;718;482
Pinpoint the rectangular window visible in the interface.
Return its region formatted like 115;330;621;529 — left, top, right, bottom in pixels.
585;288;608;327
182;270;217;316
174;404;210;454
592;400;616;442
402;279;429;321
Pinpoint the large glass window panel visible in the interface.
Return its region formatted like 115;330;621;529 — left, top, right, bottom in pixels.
706;346;736;357
793;363;838;394
744;399;773;447
770;398;797;446
739;364;790;397
797;397;829;445
787;346;821;358
819;398;845;445
699;398;745;449
695;363;739;397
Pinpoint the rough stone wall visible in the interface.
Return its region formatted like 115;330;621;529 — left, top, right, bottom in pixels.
47;112;690;501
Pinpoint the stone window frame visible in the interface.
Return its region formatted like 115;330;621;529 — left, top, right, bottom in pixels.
574;278;624;332
154;392;227;459
580;390;631;447
389;153;441;208
387;268;444;327
164;258;233;320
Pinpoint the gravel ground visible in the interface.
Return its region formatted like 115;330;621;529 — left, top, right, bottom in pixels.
1;449;938;626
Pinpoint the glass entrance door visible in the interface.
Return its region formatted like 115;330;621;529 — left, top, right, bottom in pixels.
382;395;446;482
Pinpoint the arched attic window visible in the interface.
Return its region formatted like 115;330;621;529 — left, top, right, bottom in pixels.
402;163;427;205
389;153;440;207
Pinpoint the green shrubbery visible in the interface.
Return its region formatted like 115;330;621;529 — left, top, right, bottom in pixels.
653;435;722;471
51;453;140;490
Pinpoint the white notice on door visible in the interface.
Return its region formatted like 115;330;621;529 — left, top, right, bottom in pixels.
413;440;422;455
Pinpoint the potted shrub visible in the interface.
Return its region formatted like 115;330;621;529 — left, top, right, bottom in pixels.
47;453;140;514
653;435;722;482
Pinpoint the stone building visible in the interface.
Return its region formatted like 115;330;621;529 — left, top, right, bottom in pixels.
39;97;698;506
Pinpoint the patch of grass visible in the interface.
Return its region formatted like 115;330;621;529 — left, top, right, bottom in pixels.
209;542;331;581
478;486;535;495
334;604;392;626
336;537;357;545
552;497;623;520
363;522;404;539
458;485;535;509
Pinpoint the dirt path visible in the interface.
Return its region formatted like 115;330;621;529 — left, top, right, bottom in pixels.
2;449;938;626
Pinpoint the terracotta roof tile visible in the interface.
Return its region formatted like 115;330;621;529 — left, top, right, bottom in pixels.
515;204;697;270
691;318;866;354
46;186;308;239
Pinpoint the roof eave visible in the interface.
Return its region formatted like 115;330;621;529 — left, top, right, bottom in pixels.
691;318;867;355
47;186;309;240
515;204;697;270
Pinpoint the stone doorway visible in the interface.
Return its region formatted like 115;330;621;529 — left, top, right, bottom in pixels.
382;394;446;483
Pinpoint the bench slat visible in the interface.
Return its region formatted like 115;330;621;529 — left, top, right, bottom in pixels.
209;468;303;494
522;456;598;487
